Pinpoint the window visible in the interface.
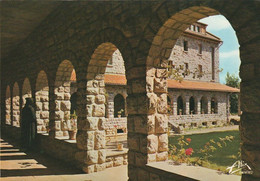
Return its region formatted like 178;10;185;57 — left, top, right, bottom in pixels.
108;58;113;65
198;44;202;54
185;63;189;70
114;94;125;117
200;96;208;114
198;65;202;74
184;41;188;51
196;26;200;32
177;96;184;115
211;97;218;114
189;97;195;114
192;25;196;31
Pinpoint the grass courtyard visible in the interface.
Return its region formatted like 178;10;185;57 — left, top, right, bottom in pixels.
168;130;241;173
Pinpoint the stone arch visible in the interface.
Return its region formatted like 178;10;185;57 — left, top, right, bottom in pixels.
177;96;184;115
146;6;219;68
35;70;49;133
54;60;76;137
189;96;195;114
22;78;32;107
200;96;208;114
5;85;11;125
211;97;218;114
75;41;129;173
114;94;125;117
12;82;20;127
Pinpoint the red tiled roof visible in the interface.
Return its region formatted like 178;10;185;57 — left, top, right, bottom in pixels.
184;30;222;43
72;74;239;93
104;74;126;85
167;79;239;93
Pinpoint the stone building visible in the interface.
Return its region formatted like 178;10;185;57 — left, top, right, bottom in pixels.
98;22;239;134
1;1;259;181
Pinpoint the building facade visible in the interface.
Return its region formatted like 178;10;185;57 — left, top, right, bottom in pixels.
102;22;239;134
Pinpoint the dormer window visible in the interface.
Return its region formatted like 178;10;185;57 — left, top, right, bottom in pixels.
108;58;113;65
184;41;188;51
196;26;200;32
192;25;196;31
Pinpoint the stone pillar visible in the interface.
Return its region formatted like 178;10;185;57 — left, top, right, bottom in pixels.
239;44;260;180
54;84;70;137
185;96;189;115
173;96;177;116
36;90;49;132
227;93;230;122
49;84;59;138
197;98;201;115
127;67;168;181
207;98;211;114
238;93;242;116
107;93;114;118
76;78;107;173
12;95;20;127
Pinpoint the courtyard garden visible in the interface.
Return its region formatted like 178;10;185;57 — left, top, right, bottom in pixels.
168;130;241;174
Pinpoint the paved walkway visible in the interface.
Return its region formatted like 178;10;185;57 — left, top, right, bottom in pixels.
0;137;128;181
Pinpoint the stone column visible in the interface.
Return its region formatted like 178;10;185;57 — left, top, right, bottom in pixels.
238;93;241;116
197;98;201;115
48;84;60;138
76;78;107;173
207;98;211;114
173;96;177;116
185;96;189;115
227;93;230;122
239;45;260;180
107;93;114;118
127;67;168;181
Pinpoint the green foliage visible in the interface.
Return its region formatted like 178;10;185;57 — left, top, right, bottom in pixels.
225;72;240;88
169;131;241;172
118;109;124;115
225;72;240;113
70;110;77;119
169;136;193;165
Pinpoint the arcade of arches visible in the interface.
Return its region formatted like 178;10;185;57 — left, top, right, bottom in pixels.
1;1;259;181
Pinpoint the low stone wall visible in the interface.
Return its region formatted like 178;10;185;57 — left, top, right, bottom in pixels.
169;113;227;128
1;124;128;172
104;117;127;136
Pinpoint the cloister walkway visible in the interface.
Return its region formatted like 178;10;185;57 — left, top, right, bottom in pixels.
0;137;128;181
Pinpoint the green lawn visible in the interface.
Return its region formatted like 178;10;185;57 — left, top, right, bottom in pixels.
169;131;241;171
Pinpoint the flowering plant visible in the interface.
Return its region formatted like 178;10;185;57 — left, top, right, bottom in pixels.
169;136;193;165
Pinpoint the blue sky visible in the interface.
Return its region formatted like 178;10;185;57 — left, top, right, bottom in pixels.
199;15;240;84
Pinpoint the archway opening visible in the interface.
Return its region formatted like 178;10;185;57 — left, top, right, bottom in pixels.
144;5;241;178
200;96;208;114
76;42;128;171
114;94;125;118
189;96;195;114
211;97;218;114
177;96;184;115
36;71;49;133
54;60;76;137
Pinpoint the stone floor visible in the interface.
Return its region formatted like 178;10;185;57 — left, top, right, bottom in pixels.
0;137;128;181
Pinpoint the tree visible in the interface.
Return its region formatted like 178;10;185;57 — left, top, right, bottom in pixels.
225;72;240;114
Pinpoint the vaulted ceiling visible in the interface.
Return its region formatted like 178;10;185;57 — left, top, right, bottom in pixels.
0;1;60;59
